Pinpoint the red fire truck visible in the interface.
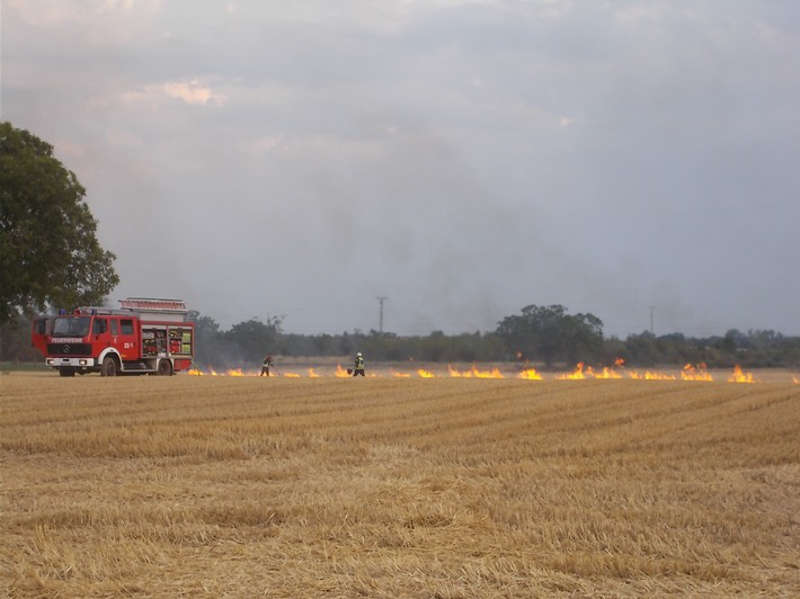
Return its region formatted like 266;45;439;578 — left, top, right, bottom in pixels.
31;297;196;377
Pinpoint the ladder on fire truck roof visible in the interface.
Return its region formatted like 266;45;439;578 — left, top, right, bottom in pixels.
118;298;188;314
74;298;190;322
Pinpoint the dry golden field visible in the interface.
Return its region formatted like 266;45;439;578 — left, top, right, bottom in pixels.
1;372;799;598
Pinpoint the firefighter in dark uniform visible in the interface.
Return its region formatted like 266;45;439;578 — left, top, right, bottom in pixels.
353;352;365;377
260;354;273;377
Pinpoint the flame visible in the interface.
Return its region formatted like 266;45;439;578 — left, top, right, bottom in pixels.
595;366;623;379
226;368;244;377
646;371;676;380
308;368;320;378
557;362;591;380
680;363;713;381
627;370;677;380
283;372;301;378
209;368;219;376
445;364;503;378
614;357;625;367
793;376;799;384
187;368;204;376
469;365;504;379
335;364;350;378
417;369;435;378
517;368;543;380
392;371;411;378
728;365;755;383
448;365;465;377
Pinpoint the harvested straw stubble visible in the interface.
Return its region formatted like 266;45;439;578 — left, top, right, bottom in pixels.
1;373;799;597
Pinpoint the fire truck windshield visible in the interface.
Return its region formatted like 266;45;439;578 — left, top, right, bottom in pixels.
52;317;91;338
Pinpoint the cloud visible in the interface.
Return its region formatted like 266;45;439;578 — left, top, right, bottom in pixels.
162;80;226;105
614;3;667;25
7;0;162;26
246;135;283;155
121;80;226;106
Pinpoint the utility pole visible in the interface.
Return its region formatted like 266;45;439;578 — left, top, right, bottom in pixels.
649;306;655;335
376;296;388;333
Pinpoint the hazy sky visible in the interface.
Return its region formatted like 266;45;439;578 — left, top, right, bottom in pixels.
3;0;799;336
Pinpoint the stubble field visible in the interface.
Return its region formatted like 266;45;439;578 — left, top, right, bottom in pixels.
1;373;799;597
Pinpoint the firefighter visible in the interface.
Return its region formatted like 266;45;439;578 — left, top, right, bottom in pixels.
260;354;273;377
353;352;365;377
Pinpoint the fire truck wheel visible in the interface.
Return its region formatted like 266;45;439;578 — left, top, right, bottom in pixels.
158;359;173;376
101;356;118;377
58;367;75;377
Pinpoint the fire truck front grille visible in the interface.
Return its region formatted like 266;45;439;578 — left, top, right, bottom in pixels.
47;343;93;356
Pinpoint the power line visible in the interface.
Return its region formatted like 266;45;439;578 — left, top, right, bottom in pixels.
376;296;388;333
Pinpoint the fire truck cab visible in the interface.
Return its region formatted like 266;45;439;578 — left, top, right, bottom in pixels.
31;297;195;377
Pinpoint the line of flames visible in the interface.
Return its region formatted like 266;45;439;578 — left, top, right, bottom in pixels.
553;361;716;381
517;368;543;380
680;363;714;381
185;362;773;382
728;365;755;383
556;362;593;380
446;365;505;378
186;367;318;378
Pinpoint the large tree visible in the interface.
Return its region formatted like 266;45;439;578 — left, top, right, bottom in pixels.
496;304;604;367
224;316;283;362
0;122;119;322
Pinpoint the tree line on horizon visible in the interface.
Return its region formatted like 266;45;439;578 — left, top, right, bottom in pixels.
3;305;798;370
184;306;800;369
